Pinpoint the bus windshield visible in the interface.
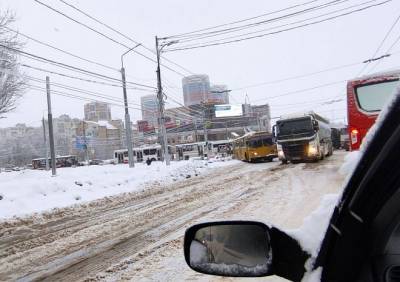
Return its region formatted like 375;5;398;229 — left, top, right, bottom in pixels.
248;138;273;148
277;117;313;136
356;80;399;112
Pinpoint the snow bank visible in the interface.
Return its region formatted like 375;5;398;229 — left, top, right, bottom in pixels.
284;193;339;282
0;159;239;220
338;150;361;178
288;194;339;258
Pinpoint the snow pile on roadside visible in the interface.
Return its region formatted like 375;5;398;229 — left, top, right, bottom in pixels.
288;193;339;258
286;193;339;282
339;150;361;178
0;159;239;220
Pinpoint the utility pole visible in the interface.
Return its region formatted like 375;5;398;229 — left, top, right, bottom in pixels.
82;120;89;164
121;67;135;168
203;107;209;158
120;44;141;168
42;117;49;171
46;76;56;176
155;36;170;165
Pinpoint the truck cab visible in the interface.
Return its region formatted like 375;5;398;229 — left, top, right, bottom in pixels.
274;112;332;163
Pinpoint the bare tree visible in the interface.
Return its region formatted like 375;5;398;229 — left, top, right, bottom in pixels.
0;10;25;118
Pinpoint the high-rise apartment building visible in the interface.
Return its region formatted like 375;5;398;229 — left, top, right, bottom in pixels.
182;74;211;107
84;102;111;121
140;95;159;126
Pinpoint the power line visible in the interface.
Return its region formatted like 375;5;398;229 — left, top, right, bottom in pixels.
4;25;156;83
21;63;154;92
27;76;138;105
358;12;400;76
252;80;346;103
33;0;187;77
366;31;400;74
162;0;322;39
57;0;195;76
230;60;362;91
171;0;372;48
168;0;350;44
0;43;156;89
165;0;392;52
3;25;120;72
369;13;400;59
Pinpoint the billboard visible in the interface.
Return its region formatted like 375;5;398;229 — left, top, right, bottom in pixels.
215;104;243;118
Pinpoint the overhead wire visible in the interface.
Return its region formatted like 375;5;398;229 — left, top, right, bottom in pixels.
252;80;346;103
2;25;120;72
33;0;187;77
164;0;392;52
170;0;373;47
0;43;156;89
167;0;350;44
57;0;195;76
357;12;400;76
162;0;323;39
20;63;154;91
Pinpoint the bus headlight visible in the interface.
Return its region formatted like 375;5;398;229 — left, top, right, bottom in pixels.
308;141;318;156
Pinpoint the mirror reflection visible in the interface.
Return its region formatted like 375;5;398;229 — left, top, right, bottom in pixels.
189;224;271;276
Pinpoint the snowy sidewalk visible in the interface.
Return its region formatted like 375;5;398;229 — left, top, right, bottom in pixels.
0;158;239;220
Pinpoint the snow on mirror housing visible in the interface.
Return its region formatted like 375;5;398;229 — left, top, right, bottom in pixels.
184;221;273;277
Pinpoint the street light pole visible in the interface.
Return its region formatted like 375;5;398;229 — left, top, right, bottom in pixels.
120;43;141;168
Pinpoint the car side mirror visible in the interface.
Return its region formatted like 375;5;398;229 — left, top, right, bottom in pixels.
184;221;272;277
184;221;310;281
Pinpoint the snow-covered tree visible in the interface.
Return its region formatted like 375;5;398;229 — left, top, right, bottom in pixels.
0;10;25;118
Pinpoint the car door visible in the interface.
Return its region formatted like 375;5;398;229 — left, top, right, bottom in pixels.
315;92;400;282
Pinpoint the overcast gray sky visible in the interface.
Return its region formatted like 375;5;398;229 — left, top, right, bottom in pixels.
0;0;399;127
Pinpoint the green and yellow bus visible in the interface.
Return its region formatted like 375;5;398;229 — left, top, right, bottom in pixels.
233;131;277;162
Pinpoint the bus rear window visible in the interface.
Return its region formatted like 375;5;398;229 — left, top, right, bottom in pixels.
356;80;399;112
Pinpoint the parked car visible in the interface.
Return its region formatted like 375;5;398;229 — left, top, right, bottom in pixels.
89;159;103;165
184;91;400;281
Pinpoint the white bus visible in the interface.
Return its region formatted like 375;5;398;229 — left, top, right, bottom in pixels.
208;140;232;157
176;142;206;160
114;145;160;164
114;144;174;164
175;140;232;160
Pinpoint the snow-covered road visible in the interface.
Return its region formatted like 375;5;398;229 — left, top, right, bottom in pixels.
0;151;347;281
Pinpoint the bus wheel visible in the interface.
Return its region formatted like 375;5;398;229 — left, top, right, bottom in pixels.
281;159;288;165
